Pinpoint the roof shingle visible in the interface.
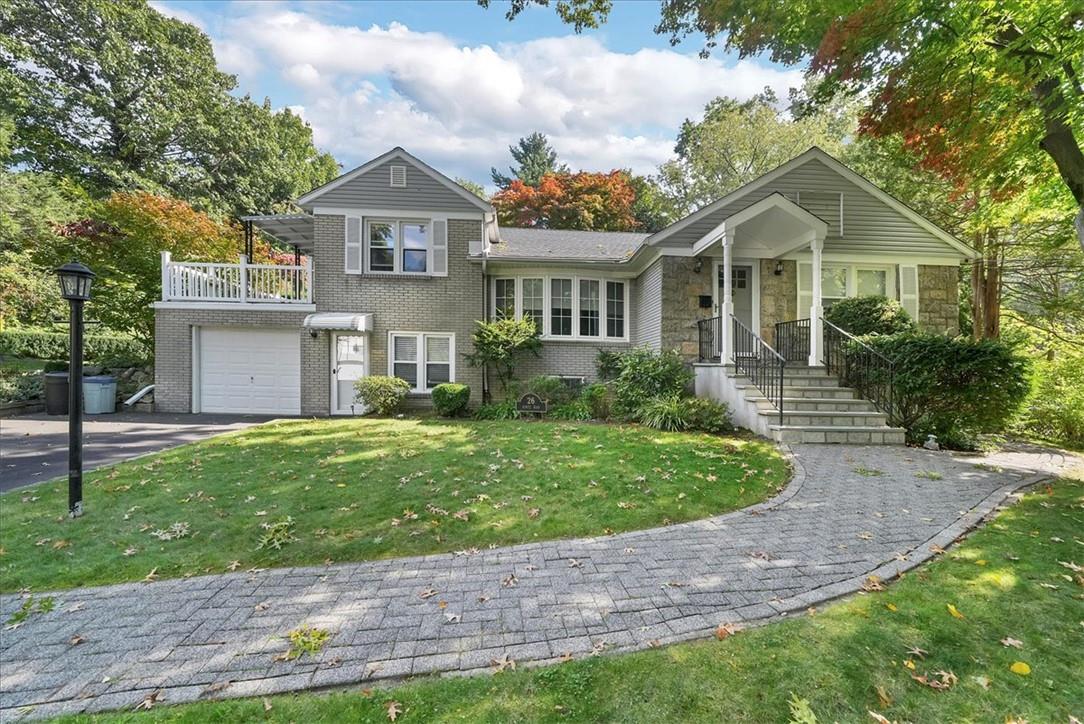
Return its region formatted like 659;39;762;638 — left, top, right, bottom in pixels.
489;227;647;261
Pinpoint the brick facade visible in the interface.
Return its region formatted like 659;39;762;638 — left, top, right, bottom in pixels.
917;264;960;336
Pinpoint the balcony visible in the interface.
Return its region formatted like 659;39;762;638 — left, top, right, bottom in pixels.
160;251;312;304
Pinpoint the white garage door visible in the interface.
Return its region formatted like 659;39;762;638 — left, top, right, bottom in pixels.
199;328;300;415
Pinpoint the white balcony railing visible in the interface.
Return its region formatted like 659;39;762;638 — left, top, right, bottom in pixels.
160;251;312;304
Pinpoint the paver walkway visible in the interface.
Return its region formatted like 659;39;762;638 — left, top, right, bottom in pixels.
0;443;1078;719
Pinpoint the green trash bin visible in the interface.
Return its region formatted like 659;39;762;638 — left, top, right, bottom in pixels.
83;375;117;414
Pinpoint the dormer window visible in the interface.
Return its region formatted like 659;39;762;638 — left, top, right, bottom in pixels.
390;165;407;187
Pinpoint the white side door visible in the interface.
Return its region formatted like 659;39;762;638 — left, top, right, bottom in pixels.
331;333;368;415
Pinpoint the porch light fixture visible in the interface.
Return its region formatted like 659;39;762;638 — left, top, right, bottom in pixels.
774;261;785;276
55;260;96;518
693;259;703;273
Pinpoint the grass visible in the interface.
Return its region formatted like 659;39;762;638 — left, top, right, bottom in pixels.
61;473;1084;723
0;418;787;592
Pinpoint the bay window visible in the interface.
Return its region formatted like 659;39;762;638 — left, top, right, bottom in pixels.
388;332;455;392
491;276;628;341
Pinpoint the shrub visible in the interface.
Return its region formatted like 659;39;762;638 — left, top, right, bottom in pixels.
863;333;1030;446
0;328;150;363
353;375;410;416
611;347;693;419
682;397;733;433
473;399;519;420
549;399;592;421
464;318;541;393
1016;342;1084;445
595;348;624;380
638;395;689;431
526;375;576;405
582;382;613;420
825;295;918;336
431;383;470;417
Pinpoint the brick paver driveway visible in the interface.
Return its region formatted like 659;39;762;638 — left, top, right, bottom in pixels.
0;443;1078;719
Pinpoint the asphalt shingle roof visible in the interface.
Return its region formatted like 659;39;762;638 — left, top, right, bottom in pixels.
489;227;648;262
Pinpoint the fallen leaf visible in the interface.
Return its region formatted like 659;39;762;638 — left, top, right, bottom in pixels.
134;690;162;710
226;560;241;571
971;674;991;690
947;603;965;619
905;645;928;659
69;634;85;646
868;712;893;724
443;612;460;624
254;601;270;612
1000;637;1023;649
385;701;402;721
558;651;574;662
419;588;438;599
903;659;916;670
715;622;740;640
910;670;957;691
885;603;898;612
568;558;583;568
863;575;885;592
1009;661;1031;676
491;654;516;672
502;573;518;587
263;698;272;712
201;681;232;695
875;684;892;708
143;568;158;582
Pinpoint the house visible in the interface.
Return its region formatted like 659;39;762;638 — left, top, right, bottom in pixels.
153;146;976;443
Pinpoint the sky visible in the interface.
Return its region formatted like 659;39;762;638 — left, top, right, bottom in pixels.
151;0;805;187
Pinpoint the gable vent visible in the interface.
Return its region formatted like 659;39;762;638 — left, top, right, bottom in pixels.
390;165;407;187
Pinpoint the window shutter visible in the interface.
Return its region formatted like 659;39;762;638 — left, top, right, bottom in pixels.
898;265;919;319
430;217;448;276
345;217;362;273
797;262;812;317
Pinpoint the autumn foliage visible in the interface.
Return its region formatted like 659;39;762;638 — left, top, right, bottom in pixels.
492;170;640;231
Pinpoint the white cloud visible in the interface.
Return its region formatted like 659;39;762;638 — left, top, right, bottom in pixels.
148;1;205;29
209;8;804;182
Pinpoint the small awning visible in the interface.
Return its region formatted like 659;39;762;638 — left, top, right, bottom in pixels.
303;313;374;332
241;213;314;250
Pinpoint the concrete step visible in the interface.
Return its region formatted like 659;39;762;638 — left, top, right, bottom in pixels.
758;410;889;427
778;375;843;387
769;425;906;445
778;385;857;399
747;396;877;413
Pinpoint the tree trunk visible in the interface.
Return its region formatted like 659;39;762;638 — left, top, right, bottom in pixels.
1032;76;1084;251
970;229;1002;339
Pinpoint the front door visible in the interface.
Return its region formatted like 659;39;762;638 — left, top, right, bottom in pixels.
715;263;755;357
332;333;368;415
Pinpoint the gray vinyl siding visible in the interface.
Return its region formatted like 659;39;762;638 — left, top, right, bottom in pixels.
310;159;483;213
633;257;662;349
660;159;955;256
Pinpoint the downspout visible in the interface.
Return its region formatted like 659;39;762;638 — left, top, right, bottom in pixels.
480;213;491;402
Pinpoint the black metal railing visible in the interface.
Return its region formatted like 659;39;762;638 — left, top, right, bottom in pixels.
774;318;811;362
697;315;722;362
821;318;896;423
731;315;786;425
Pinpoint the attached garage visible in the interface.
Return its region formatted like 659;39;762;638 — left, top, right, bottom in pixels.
196;327;300;415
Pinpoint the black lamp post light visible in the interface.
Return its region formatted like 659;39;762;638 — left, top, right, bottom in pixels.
55;260;95;518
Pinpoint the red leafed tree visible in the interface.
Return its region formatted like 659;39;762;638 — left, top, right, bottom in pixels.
492;170;640;231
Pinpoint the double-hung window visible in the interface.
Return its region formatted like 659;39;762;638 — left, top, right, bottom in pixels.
522;278;544;332
579;280;600;337
494;279;516;319
550;279;574;336
365;219;429;274
606;281;625;338
388;332;455;393
492;276;627;341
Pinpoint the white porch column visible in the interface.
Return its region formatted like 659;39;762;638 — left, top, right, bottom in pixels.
720;230;734;363
160;251;172;301
808;235;825;366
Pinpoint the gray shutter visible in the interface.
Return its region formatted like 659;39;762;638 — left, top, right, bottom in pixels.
898;265;919;319
430;217;448;276
345;217;362;273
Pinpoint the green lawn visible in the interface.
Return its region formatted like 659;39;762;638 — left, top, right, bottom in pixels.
63;473;1084;724
0;418;787;591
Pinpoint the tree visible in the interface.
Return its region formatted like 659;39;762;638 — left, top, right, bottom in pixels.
464;317;542;395
491;132;566;189
455;177;489;200
0;0;338;217
49;193;239;341
490;1;1084;250
492;170;639;231
628;174;676;233
657;90;852;215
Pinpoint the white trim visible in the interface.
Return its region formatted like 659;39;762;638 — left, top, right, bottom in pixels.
190;326;201;414
488;274;630;343
387;331;456;393
797;261;900;308
330;332;370;415
647;147;975;258
297;147;494;212
153;302;316;312
314;206;486;221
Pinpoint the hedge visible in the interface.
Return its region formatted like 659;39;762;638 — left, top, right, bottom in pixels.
0;329;150;364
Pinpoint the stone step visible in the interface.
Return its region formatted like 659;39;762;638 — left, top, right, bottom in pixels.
778;375;843;387
778;385;857;399
758;410;889;427
747;396;877;413
769;425;906;445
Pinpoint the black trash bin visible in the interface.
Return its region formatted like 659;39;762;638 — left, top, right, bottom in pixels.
44;371;69;415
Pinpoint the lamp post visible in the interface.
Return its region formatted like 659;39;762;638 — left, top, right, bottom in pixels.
55;261;95;518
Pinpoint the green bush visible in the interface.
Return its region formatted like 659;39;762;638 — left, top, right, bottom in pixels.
595;349;624;380
549;400;592;421
0;328;150;363
1017;343;1084;445
464;318;542;392
863;333;1030;446
825;295;918;336
611;348;693;420
638;395;689;431
526;375;576;405
473;399;519;420
682;397;733;433
431;383;470;417
353;375;411;416
582;383;613;420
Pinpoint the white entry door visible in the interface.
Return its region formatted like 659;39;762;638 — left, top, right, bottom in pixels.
199;328;300;414
332;333;368;414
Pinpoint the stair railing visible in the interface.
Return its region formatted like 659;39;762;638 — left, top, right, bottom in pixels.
821;319;896;423
774;318;811;362
731;315;786;425
697;315;722;362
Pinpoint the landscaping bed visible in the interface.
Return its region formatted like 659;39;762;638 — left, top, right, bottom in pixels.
0;418;787;592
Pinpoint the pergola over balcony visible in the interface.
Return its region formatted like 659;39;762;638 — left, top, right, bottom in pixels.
695;193;829;366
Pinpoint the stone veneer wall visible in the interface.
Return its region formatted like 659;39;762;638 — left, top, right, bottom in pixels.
917;264;960;336
660;256;714;362
758;259;797;344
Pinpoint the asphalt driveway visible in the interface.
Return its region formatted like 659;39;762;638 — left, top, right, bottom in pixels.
0;412;274;493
